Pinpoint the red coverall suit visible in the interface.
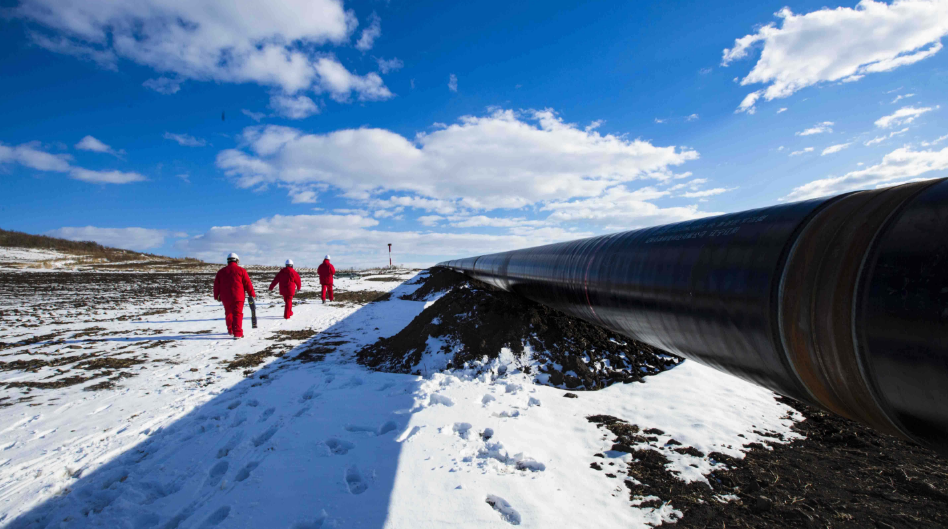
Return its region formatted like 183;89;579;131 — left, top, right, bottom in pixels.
213;262;256;337
269;266;302;319
317;259;336;302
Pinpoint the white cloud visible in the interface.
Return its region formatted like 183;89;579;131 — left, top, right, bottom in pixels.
875;105;935;128
777;108;788;114
355;13;381;52
584;120;605;132
47;226;171;251
784;145;948;201
737;91;761;114
699;67;713;75
796;122;834;136
75;135;119;155
376;57;403;74
0;142;72;172
448;74;458;92
1;141;144;184
541;186;716;228
790;147;814;156
723;1;948;113
28;31;117;69
680;187;730;198
822;142;853;155
686;114;699;121
68;168;146;184
370;196;458;215
176;213;593;268
269;94;320;119
921;134;948;147
15;0;392;107
216;108;699;209
164;132;207;147
313;57;393;102
242;109;266;122
142;77;181;95
865;127;909;146
333;208;369;216
892;93;915;103
445;216;546;229
654;118;666;124
417;215;444;227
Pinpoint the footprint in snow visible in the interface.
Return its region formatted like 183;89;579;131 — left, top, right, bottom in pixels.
294;406;311;418
217;432;243;459
245;399;259;407
253;424;280;447
205;461;228;487
226;400;241;410
345;465;368;495
324;438;354;455
481;394;496;406
231;410;248;428
258;407;276;422
528;397;541;407
486;495;521;525
200;506;231;527
339;376;363;388
377;382;395;391
300;386;319;402
234;461;259;482
345;421;398;436
291;511;328;529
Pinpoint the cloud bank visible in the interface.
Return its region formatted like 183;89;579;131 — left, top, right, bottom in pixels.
724;1;948;113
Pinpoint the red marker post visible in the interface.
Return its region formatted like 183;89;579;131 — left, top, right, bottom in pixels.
388;243;392;268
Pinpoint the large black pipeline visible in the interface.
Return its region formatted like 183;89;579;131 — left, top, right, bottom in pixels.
440;179;948;453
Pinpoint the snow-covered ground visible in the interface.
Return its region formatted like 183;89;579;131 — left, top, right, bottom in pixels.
0;269;800;528
0;248;76;270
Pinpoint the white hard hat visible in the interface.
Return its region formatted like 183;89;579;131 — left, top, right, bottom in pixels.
286;259;293;267
227;252;239;261
324;255;330;260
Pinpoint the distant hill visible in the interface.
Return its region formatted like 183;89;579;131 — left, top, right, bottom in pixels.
0;227;206;270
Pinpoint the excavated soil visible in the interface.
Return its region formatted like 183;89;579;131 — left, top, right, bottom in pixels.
587;397;948;528
358;268;680;388
398;267;461;301
294;289;391;304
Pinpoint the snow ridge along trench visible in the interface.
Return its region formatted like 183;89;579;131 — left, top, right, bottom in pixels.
0;266;799;528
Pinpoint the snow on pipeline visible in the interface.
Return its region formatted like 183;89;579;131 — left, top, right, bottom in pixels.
0;267;799;528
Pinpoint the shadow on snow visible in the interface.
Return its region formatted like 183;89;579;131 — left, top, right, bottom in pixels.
7;275;430;529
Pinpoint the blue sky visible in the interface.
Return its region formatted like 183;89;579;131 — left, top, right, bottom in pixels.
1;0;946;267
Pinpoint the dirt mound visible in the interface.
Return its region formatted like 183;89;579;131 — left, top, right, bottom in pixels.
294;289;391;304
399;267;468;301
585;398;948;528
358;267;680;389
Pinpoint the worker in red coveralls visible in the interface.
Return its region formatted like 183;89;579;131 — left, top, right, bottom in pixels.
317;254;336;303
213;253;256;339
269;259;302;319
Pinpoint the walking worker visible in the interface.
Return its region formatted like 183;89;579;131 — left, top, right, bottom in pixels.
269;259;302;319
213;253;256;339
317;254;336;303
